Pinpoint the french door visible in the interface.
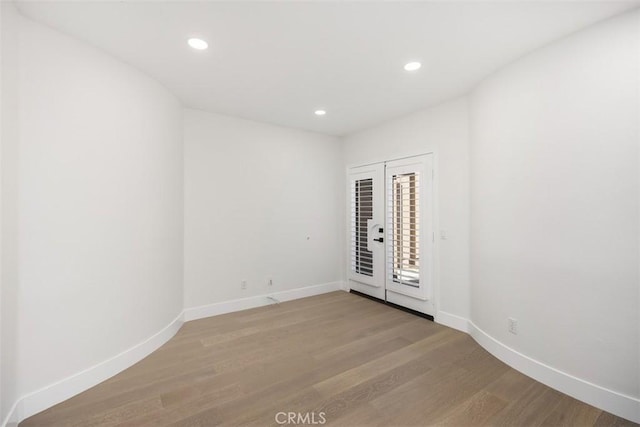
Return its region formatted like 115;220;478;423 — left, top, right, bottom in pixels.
348;154;434;315
348;163;386;300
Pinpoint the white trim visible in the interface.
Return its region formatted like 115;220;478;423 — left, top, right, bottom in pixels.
431;312;639;422
2;400;20;427
2;281;344;427
468;321;640;424
3;312;184;427
183;281;343;322
7;290;636;425
435;310;470;333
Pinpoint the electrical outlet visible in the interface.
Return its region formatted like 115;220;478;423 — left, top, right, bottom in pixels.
241;280;247;290
508;317;518;335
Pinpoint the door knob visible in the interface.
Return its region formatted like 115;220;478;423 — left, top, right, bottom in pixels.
374;238;384;243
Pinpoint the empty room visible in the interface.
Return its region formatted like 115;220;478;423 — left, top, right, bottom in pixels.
1;1;639;426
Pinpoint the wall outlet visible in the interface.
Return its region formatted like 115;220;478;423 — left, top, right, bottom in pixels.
241;280;247;290
508;317;518;335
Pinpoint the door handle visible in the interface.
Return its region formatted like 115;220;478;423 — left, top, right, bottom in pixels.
374;238;384;243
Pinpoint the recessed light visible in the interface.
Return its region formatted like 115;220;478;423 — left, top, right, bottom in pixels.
188;38;208;50
314;110;327;116
404;61;421;71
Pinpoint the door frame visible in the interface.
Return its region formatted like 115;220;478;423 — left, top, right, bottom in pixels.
344;150;440;316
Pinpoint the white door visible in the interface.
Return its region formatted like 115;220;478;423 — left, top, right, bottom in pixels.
385;155;434;315
347;163;385;300
348;154;434;315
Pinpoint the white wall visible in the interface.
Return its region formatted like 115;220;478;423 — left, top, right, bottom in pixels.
184;109;343;309
2;3;638;424
342;97;470;320
15;14;184;401
1;2;21;424
470;8;639;401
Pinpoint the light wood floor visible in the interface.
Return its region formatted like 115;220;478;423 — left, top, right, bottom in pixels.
22;291;637;426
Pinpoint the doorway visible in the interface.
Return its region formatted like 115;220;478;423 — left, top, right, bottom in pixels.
348;154;435;316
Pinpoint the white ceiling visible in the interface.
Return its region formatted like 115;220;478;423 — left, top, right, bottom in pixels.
16;1;640;136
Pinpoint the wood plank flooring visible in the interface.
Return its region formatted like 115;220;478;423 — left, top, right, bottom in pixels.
21;291;638;426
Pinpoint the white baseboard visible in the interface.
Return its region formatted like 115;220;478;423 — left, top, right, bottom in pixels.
468;321;640;423
2;281;343;427
2;401;20;427
6;289;636;425
435;310;470;333
3;312;184;427
428;311;639;423
183;281;343;321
